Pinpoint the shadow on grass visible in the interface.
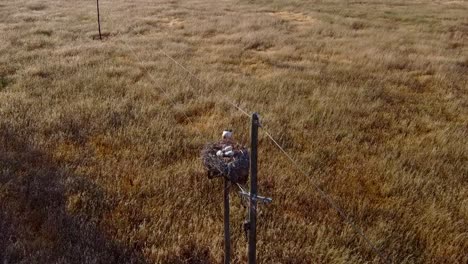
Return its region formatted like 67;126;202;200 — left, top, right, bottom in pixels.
0;125;149;264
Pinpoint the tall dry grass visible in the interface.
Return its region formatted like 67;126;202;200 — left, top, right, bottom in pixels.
0;0;467;263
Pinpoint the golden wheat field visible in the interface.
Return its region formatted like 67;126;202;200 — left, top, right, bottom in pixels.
1;0;467;263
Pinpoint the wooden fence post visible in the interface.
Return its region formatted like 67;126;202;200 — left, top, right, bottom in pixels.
224;178;231;264
248;113;259;264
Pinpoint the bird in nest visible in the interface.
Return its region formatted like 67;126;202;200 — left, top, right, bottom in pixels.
201;130;249;184
217;130;235;157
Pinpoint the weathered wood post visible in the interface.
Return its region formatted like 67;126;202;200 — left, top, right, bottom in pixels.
96;0;102;40
202;118;268;263
224;178;231;264
248;113;259;264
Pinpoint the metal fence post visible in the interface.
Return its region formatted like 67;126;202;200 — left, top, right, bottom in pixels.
96;0;102;40
248;113;259;264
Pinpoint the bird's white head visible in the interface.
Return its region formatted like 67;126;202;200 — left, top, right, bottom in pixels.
222;130;233;139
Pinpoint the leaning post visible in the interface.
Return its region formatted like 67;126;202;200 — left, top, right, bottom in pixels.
224;178;231;264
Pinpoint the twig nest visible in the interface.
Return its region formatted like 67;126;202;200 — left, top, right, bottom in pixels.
201;140;249;184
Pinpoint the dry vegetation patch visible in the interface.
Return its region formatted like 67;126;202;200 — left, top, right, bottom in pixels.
268;11;317;28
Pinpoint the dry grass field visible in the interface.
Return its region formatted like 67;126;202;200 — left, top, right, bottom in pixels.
1;0;467;263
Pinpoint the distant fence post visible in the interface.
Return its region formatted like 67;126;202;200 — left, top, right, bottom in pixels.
224;178;231;264
96;0;102;40
248;113;259;264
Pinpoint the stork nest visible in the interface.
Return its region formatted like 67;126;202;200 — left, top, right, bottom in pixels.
201;142;249;184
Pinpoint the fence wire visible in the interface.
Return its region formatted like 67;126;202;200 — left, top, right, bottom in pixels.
103;2;390;262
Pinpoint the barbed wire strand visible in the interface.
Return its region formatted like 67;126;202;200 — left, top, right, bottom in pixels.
105;10;251;191
262;130;390;263
105;4;389;263
158;48;251;118
156;44;391;264
120;37;389;264
127;40;390;262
